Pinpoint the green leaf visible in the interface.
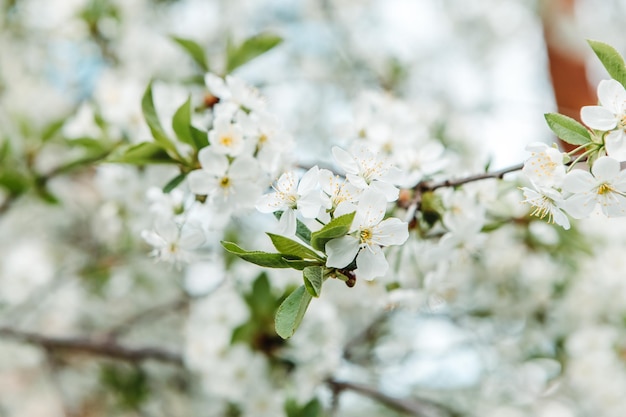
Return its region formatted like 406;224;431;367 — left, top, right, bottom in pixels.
267;233;323;260
303;266;323;297
588;40;626;88
285;398;323;417
141;82;176;154
544;113;592;146
226;33;283;73
42;118;67;142
221;241;291;268
162;172;187;193
190;126;209;149
310;212;356;251
275;285;312;339
110;142;175;165
172;96;195;148
283;259;321;271
171;36;209;72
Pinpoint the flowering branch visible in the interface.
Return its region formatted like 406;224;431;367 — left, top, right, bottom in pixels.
0;327;184;366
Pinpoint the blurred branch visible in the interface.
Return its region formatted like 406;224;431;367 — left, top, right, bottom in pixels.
327;379;458;417
103;298;189;341
0;327;184;366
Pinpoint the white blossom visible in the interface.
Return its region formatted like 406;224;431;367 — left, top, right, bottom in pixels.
325;190;409;281
332;145;402;202
187;148;262;211
581;79;626;160
521;185;570;229
208;115;246;156
256;167;330;236
522;142;566;188
141;219;205;265
562;156;626;218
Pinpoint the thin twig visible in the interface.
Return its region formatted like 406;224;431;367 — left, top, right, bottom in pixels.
327;379;454;417
103;298;189;341
0;327;184;366
421;163;524;192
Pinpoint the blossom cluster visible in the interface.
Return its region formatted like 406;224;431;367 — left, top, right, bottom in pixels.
522;79;626;229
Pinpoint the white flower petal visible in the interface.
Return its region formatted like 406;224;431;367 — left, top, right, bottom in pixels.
563;193;596;219
605;130;626;161
278;208;297;236
562;170;596;194
179;227;205;249
325;235;360;268
369;180;400;202
591;156;620;181
155;219;179;242
334;201;357;218
205;73;230;99
188;170;215;195
198;148;228;176
356;246;388;281
374;218;409;246
597;79;626;114
255;193;286;213
581;106;617;131
332;146;359;174
297;192;324;218
229;156;260;179
298;166;320;194
600;192;626;217
354;190;387;230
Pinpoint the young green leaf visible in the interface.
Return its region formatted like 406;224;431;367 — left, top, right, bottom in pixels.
544;113;592;146
310;212;356;251
266;233;324;261
221;241;292;268
171;36;209;72
190;126;209;149
588;40;626;88
162;172;188;193
172;96;195;148
275;285;312;339
282;259;321;271
226;33;283;73
110;142;175;165
303;266;323;297
141;82;176;154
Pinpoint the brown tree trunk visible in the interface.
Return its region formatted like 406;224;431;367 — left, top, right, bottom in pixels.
542;0;596;152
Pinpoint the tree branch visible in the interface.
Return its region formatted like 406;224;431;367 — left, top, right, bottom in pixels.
403;162;524;212
0;327;184;366
420;163;524;192
327;379;457;417
103;298;189;341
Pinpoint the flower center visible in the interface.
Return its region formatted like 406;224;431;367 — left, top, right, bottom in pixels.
360;228;373;244
258;134;268;144
597;183;614;195
220;176;231;188
220;136;233;147
620;113;626;131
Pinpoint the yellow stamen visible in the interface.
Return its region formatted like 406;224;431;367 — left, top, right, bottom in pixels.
597;183;613;195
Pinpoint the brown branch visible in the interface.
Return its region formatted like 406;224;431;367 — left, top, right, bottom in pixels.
0;327;184;366
402;162;524;212
421;163;524;192
103;298;189;341
327;379;455;417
